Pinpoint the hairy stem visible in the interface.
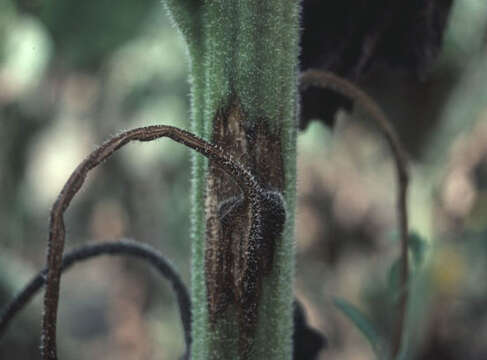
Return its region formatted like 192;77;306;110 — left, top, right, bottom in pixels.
166;1;300;358
300;70;410;357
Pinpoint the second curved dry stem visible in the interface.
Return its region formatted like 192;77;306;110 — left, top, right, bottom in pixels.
1;239;191;356
300;70;410;358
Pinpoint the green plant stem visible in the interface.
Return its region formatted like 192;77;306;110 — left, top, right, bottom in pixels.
166;1;300;359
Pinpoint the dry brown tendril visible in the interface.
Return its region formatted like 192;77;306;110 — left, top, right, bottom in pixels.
42;125;266;360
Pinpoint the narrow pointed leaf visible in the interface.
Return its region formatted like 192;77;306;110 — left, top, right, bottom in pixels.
333;297;381;354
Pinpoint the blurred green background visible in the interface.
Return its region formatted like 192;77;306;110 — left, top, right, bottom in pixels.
1;1;487;359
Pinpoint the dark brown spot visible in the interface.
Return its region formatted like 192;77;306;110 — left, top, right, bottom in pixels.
204;98;285;354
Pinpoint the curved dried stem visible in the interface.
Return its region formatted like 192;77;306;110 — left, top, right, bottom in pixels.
42;125;264;360
0;239;191;357
300;70;410;357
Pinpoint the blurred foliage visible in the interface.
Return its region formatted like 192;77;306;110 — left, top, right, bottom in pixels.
40;0;159;69
1;0;190;358
1;0;487;359
333;297;382;357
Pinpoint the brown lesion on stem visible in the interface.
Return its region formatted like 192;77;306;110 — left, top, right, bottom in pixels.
205;98;285;353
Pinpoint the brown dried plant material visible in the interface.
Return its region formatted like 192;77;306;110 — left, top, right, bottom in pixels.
0;240;192;359
300;0;454;128
41;124;278;360
300;70;410;357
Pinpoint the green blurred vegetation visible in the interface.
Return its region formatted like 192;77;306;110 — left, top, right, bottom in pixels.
1;0;190;358
1;0;487;359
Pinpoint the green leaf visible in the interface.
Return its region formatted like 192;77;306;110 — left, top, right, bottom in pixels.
388;232;428;304
333;297;381;354
408;232;428;267
387;258;402;299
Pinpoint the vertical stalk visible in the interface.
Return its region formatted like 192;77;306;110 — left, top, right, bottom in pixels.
165;1;300;358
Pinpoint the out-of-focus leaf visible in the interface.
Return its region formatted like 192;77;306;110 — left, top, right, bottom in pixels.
40;0;159;68
387;258;402;301
408;232;428;267
333;297;381;355
426;54;487;169
388;232;428;302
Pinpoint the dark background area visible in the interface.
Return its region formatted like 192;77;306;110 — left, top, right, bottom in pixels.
1;1;487;359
